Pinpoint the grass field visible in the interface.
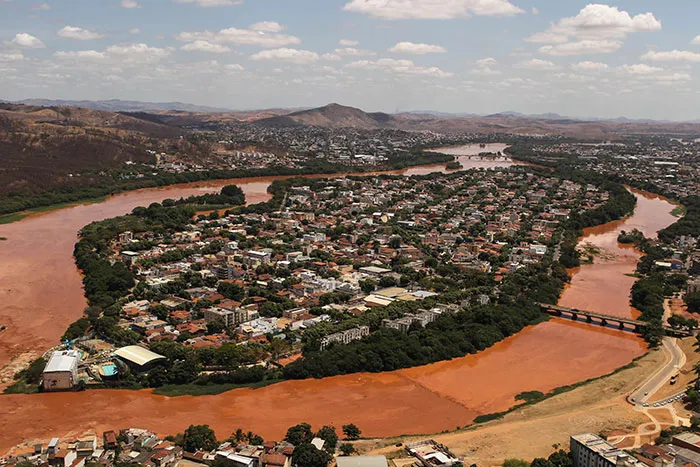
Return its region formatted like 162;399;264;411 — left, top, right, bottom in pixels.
0;213;28;225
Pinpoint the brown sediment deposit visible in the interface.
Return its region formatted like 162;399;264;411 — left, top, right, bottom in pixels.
0;153;679;453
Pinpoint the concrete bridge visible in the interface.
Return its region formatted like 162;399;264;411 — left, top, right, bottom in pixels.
536;303;693;338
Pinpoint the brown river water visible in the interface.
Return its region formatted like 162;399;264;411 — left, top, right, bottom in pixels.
0;146;678;451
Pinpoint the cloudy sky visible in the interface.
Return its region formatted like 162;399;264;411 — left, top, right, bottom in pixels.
1;0;699;120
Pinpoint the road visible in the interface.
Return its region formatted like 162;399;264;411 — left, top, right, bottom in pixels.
630;337;686;406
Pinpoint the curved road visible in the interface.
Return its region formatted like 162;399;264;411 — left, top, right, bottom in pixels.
630;337;685;406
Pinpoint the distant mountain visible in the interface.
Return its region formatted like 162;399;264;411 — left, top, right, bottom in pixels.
11;98;231;113
401;110;479;118
255;103;394;129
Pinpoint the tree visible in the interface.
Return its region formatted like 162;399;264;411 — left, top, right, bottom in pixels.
285;422;314;446
389;236;402;249
316;426;338;452
342;424;361;440
686;291;700;313
531;459;553;467
183;424;217;452
339;443;356;456
378;276;396;288
207;318;227;334
218;282;244;301
547;450;573;467
291;443;331;467
359;279;377;294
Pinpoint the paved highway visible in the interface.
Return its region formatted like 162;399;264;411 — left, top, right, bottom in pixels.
630;337;686;406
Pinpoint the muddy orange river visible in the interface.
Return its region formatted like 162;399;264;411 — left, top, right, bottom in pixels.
0;146;678;451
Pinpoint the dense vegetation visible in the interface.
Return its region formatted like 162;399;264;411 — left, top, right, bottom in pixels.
283;263;564;379
617;229;646;245
659;195;700;242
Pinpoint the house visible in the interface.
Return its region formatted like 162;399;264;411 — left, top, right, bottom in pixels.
262;453;290;467
103;431;118;450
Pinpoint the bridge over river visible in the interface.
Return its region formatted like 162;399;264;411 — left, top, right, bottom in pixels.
537;303;693;338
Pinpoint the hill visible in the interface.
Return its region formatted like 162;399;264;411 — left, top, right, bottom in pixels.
0;103;188;195
255;103;394;129
11;98;230;113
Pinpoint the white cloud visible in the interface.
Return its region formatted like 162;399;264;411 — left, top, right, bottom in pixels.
346;58;453;77
11;33;45;48
249;22;285;33
33;3;51;10
181;40;231;53
388;41;446;54
693;36;700;46
524;32;568;44
53;50;105;60
527;4;661;56
540;40;621;56
128;28;140;34
334;47;375;57
173;0;242;6
120;0;141;8
340;39;359;46
470;67;500;76
321;53;343;61
55;43;169;64
176;24;300;48
547;4;661;40
475;57;498;67
571;61;609;72
471;57;500;75
649;73;691;82
58;26;104;40
342;0;525;20
620;64;663;75
225;63;244;71
250;48;320;64
514;58;558;70
0;51;25;61
641;50;700;63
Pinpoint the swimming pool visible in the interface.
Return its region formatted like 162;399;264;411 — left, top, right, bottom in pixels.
101;364;118;377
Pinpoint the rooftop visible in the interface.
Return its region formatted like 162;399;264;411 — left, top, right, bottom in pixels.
44;350;80;373
114;345;166;367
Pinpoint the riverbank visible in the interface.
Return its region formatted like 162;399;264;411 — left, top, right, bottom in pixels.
0;196;108;225
360;342;669;466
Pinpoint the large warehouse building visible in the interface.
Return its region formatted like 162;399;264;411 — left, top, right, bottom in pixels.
114;345;166;371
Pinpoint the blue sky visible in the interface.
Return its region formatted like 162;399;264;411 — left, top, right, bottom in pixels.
1;0;700;120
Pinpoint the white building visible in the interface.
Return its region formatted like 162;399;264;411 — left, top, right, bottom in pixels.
570;434;645;467
320;326;370;350
43;350;81;391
